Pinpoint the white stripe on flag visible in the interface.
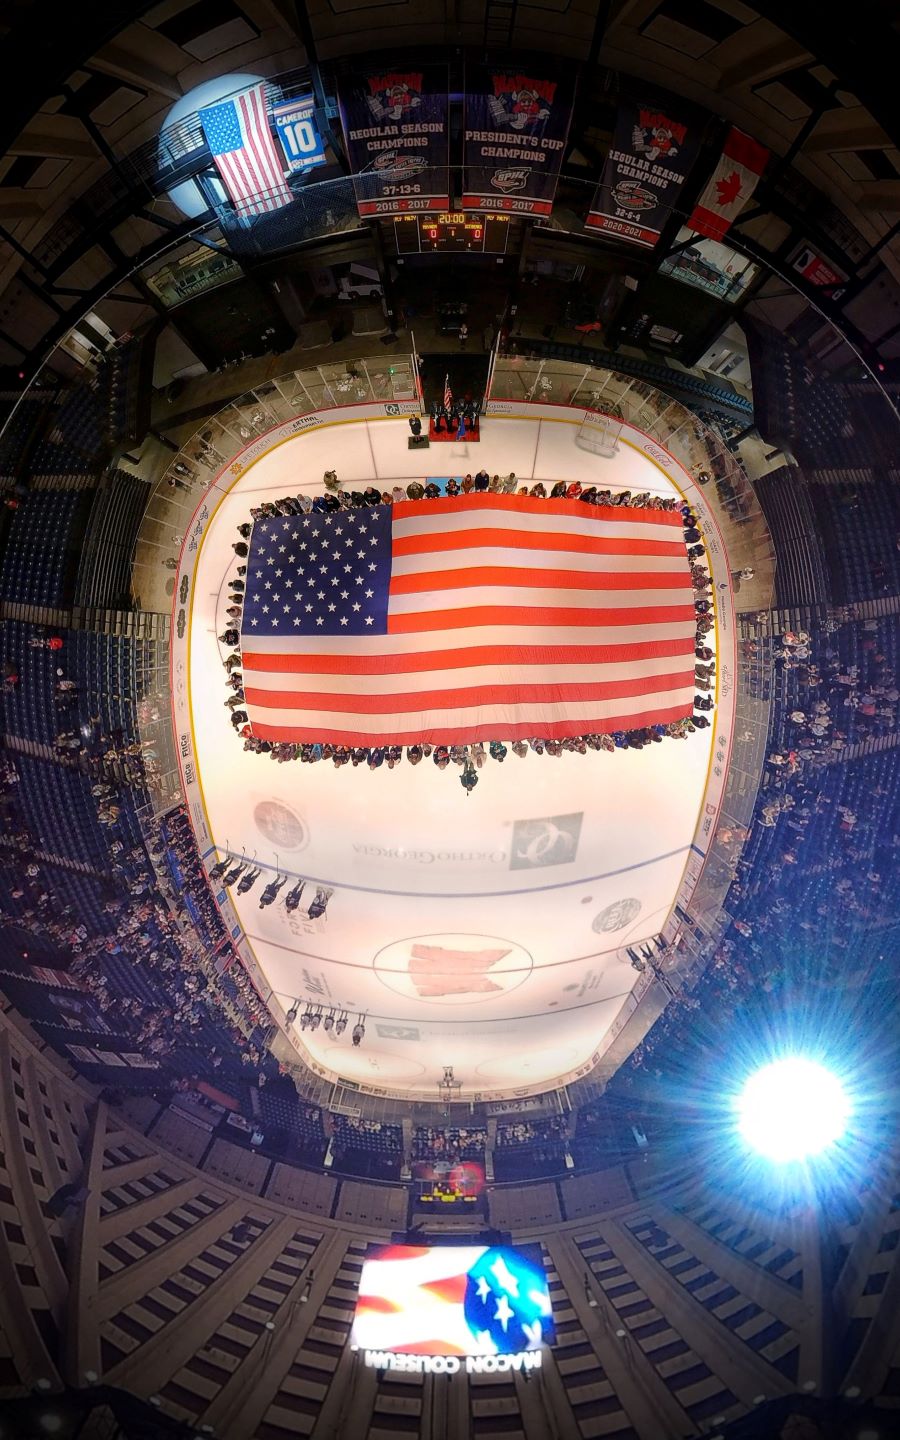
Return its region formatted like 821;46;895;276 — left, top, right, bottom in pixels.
245;686;695;738
245;651;693;695
391;548;688;576
386;584;690;613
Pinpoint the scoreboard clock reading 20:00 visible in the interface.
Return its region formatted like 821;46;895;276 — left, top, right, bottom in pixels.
394;213;510;254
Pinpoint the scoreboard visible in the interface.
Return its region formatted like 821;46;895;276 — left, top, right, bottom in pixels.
394;212;510;255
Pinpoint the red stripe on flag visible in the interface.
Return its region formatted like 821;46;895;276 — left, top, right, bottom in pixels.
389;565;693;595
421;1275;468;1305
387;603;697;634
243;670;689;715
355;1294;401;1313
241;637;695;676
393;527;685;558
246;700;695;747
394;495;682;524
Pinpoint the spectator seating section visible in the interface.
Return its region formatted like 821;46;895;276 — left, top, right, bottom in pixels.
0;491;89;604
75;469;152;608
807;473;900;603
744;317;899;469
102;333;156;449
753;466;830;608
0;391;53;485
412;1125;487;1160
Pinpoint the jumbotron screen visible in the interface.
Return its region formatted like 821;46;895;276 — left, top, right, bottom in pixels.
351;1243;554;1355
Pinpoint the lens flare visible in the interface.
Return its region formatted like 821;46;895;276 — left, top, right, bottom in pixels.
736;1058;849;1162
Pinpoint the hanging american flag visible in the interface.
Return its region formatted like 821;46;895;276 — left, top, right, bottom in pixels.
239;494;696;746
443;373;453;411
199;83;292;218
351;1244;554;1356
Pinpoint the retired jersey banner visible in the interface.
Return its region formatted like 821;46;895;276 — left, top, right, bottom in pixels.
462;63;576;215
272;97;326;174
586;98;700;248
338;67;449;218
686;128;769;242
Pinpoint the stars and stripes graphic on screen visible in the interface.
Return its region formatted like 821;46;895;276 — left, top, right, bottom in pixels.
443;373;453;411
238;493;696;746
198;82;292;217
351;1244;554;1356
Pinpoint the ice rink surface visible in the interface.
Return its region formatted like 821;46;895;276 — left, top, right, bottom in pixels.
184;414;718;1096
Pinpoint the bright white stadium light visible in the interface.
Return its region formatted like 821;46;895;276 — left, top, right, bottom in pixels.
737;1058;849;1163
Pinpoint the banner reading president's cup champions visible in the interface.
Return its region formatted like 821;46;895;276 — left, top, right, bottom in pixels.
586;98;700;248
463;63;576;216
338;67;449;218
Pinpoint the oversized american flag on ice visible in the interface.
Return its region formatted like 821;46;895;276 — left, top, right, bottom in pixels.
239;493;696;745
351;1244;554;1356
198;83;292;217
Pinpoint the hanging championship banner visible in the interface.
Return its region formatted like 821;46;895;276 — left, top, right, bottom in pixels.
338;67;449;218
586;98;700;248
463;63;576;215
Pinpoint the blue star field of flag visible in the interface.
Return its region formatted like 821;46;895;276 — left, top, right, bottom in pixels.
198;97;246;157
463;1248;554;1354
242;510;392;639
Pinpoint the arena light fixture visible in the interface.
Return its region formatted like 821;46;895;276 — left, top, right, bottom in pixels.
736;1058;850;1163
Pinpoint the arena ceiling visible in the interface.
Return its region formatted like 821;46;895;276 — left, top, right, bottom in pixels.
1;0;900;368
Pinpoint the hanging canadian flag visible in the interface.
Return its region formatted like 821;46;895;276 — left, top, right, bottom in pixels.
686;128;769;242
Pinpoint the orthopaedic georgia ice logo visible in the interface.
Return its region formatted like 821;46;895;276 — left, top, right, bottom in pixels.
510;813;582;869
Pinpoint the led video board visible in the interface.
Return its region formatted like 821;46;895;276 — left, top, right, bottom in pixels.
351;1243;554;1357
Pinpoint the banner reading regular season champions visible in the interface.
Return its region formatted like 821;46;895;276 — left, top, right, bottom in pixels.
586;98;700;248
338;68;449;218
463;64;576;215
